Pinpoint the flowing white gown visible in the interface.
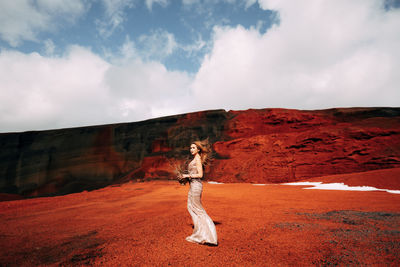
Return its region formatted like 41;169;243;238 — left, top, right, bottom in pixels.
186;159;218;245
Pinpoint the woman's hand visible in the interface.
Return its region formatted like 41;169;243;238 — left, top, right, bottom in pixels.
177;173;189;181
177;173;188;185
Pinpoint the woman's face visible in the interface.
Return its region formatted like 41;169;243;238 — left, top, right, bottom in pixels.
190;144;199;156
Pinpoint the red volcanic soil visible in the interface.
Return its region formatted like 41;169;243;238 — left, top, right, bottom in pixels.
1;169;399;266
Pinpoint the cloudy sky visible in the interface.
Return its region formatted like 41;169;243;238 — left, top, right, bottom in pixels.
1;0;399;133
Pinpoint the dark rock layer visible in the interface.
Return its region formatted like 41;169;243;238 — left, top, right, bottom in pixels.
1;107;399;197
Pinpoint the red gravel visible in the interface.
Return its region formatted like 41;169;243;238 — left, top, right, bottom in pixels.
1;168;399;266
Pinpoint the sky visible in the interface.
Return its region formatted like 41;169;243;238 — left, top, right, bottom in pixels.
1;0;400;133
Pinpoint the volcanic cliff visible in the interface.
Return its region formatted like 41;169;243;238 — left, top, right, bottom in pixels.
1;107;399;198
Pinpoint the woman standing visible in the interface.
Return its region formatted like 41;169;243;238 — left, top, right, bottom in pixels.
179;141;218;245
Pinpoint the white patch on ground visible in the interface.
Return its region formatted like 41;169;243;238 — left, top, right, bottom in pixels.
282;182;400;194
207;181;224;184
282;182;323;186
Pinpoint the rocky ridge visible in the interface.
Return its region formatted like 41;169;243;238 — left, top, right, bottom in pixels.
1;107;399;197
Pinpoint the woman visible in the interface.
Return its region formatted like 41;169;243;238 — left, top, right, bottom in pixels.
178;141;218;245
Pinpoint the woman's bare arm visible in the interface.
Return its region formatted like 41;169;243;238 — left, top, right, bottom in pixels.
183;156;203;179
193;156;203;178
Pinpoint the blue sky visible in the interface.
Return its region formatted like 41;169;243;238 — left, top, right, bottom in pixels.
1;0;275;72
1;0;400;132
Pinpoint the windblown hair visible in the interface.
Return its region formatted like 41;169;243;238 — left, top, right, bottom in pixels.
192;139;212;166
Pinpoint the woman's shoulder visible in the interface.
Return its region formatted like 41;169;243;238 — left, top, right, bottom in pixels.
195;154;202;163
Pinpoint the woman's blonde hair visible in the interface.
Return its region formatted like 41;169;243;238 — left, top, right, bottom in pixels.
192;139;211;166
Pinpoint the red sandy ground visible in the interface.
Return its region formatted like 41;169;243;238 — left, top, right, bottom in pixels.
1;168;399;266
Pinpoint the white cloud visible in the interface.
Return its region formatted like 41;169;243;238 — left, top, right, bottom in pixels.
43;39;56;55
0;0;87;46
138;29;178;60
0;1;49;46
119;35;137;59
244;0;257;9
0;45;192;132
145;0;169;10
1;0;400;133
96;0;135;38
182;0;199;5
104;56;192;119
0;47;111;131
122;30;204;63
190;0;400;111
36;0;87;15
181;33;207;56
182;0;252;6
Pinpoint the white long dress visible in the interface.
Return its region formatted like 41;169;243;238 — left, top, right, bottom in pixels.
186;159;218;245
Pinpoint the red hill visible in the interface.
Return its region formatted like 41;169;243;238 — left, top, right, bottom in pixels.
0;107;399;198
